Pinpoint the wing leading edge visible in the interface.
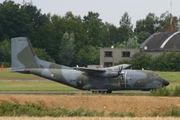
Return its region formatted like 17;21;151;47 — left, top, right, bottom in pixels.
73;64;130;74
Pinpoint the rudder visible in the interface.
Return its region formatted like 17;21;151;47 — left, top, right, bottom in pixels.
11;37;39;71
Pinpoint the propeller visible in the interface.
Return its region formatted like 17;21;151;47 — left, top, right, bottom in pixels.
118;65;123;75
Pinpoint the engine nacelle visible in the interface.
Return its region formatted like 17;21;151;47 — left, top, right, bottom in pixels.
108;71;119;77
93;71;119;78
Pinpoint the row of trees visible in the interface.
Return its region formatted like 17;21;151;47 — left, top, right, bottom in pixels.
0;0;180;68
120;50;180;71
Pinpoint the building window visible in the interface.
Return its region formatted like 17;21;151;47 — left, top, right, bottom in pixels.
122;51;130;57
104;62;113;67
105;51;112;57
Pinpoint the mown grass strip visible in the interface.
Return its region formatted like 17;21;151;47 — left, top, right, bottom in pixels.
0;68;44;80
0;82;80;91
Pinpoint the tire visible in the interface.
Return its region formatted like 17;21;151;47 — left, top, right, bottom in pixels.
106;90;112;93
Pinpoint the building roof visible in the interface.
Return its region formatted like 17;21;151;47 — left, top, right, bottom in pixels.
140;31;180;52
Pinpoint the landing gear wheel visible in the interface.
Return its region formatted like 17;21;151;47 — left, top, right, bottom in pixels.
106;90;112;93
150;89;156;93
92;91;105;94
99;91;105;94
92;91;99;94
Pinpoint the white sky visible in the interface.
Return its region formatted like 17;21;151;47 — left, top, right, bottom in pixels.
1;0;180;27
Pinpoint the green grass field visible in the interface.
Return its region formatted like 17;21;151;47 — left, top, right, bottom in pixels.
0;82;80;91
0;68;180;91
0;68;45;80
158;72;180;88
0;68;80;91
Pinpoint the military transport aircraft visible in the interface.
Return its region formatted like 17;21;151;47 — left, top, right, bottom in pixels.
11;37;169;93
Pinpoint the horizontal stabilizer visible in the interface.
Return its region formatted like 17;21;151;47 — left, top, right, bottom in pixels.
11;69;30;73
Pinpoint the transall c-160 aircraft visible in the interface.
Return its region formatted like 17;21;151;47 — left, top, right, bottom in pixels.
11;37;169;93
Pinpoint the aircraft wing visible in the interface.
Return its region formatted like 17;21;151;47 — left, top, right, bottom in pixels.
73;64;130;73
110;64;130;71
73;64;130;77
73;67;106;73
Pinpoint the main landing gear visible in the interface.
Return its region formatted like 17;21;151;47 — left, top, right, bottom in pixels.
91;90;112;94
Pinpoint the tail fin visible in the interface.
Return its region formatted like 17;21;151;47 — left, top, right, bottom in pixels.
11;37;40;71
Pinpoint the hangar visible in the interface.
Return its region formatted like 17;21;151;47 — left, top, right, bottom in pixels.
100;31;180;67
140;31;180;57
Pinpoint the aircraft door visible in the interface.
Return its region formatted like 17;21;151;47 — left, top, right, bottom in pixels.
125;70;144;88
76;75;89;88
126;71;134;88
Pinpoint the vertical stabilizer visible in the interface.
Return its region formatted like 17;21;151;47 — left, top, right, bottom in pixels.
11;37;39;71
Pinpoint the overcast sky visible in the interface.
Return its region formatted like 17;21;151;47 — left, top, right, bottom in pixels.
1;0;180;27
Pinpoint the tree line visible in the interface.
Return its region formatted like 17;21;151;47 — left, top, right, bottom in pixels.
0;0;180;69
120;50;180;71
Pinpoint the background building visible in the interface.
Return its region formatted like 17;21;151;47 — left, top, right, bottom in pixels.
140;31;180;57
100;31;180;67
100;48;139;67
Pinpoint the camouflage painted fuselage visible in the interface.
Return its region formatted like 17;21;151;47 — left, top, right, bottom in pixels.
22;59;167;91
11;37;169;93
27;66;166;91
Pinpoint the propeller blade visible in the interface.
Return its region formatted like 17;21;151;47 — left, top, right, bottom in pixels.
118;65;123;75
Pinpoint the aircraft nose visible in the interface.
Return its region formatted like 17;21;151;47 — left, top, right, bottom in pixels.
163;79;169;86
